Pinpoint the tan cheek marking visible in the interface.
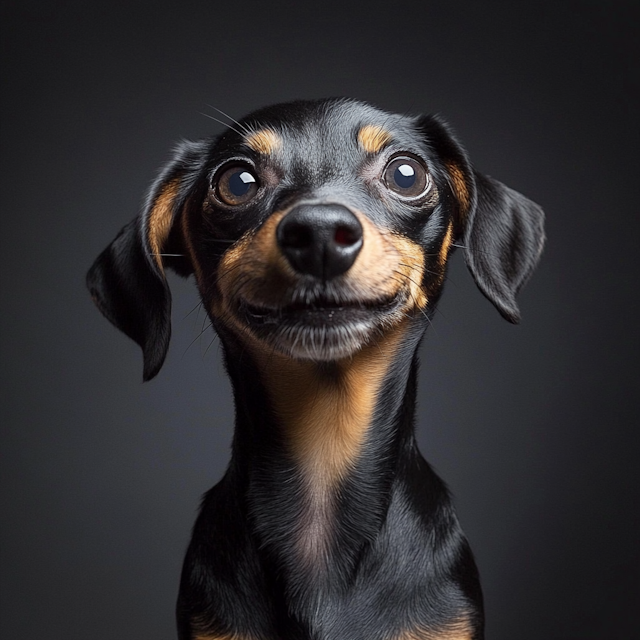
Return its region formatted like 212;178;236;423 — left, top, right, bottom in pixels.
358;124;393;154
213;210;293;327
147;179;180;270
445;161;471;222
244;128;282;155
345;213;400;295
387;231;428;311
348;213;427;311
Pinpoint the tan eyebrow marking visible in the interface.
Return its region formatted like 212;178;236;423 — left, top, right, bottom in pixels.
357;124;393;153
244;128;282;155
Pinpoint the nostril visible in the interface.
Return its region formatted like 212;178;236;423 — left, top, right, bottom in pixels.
334;224;361;247
281;221;314;249
277;203;364;280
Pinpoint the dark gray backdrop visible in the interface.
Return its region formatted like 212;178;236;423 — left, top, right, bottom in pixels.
1;1;638;638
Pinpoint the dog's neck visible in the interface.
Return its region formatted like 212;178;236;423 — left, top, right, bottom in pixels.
219;319;427;591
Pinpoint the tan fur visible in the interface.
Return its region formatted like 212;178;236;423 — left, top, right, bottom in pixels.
394;617;473;640
444;161;471;221
211;210;291;329
439;221;454;267
358;124;393;154
244;128;282;155
147;179;180;270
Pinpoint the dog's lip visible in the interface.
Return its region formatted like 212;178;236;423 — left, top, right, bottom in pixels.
240;293;403;324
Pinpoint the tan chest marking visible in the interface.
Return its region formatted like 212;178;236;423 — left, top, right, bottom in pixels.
253;322;407;564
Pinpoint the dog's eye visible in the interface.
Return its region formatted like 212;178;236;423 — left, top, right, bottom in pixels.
215;165;259;206
383;157;431;199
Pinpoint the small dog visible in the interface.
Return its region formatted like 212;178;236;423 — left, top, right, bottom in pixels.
88;98;544;640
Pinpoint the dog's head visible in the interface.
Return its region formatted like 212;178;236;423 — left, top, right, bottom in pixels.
88;98;545;380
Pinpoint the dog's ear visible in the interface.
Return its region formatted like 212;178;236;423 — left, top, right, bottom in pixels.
463;171;545;323
87;140;208;381
418;115;545;323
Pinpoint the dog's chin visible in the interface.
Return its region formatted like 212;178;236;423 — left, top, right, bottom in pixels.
239;297;403;361
266;320;376;361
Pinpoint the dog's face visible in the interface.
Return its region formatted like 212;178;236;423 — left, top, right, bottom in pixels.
187;101;456;363
88;99;545;380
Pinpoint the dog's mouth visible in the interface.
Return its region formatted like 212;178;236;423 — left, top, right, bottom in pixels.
242;294;401;325
236;291;407;361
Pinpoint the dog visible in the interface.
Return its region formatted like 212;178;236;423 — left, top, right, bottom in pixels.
87;98;545;640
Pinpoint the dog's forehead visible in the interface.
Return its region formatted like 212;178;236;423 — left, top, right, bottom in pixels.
230;99;421;163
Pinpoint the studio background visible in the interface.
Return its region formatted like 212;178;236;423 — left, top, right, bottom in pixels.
1;1;638;638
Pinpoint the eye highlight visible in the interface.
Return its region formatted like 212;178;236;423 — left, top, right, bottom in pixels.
383;156;431;199
214;164;259;206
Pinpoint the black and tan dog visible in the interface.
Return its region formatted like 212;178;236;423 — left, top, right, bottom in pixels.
87;98;544;640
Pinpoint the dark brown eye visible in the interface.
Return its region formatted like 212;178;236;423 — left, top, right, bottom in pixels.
215;165;259;206
383;156;431;199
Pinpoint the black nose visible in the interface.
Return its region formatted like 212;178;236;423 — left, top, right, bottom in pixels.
276;204;363;281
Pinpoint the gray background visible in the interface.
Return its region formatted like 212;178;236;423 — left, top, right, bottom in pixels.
1;1;638;638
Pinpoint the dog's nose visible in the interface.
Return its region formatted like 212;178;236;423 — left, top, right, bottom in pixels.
276;204;363;280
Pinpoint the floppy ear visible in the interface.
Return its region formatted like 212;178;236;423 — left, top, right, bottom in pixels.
87;140;208;381
418;114;545;323
463;171;545;323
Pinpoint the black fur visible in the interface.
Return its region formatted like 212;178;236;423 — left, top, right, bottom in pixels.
88;98;544;639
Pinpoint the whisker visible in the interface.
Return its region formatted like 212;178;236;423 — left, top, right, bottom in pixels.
205;104;253;136
390;271;435;330
203;333;219;358
398;262;442;278
182;320;214;359
148;253;184;257
199;111;246;138
184;301;203;320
